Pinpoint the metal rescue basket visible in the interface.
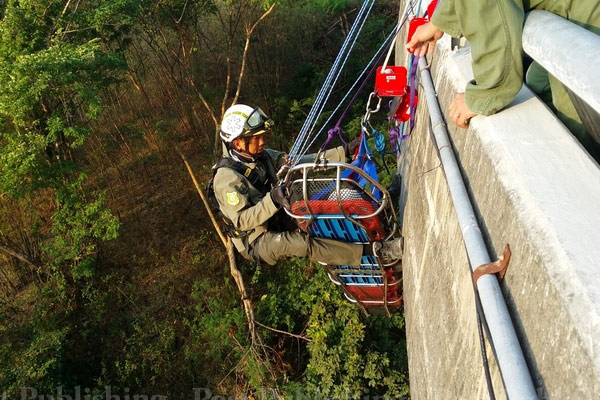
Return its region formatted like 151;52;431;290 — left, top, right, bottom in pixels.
284;161;402;314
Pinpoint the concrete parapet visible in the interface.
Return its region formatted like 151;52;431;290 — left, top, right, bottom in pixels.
399;36;600;399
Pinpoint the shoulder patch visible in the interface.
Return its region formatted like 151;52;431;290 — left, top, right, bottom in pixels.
226;191;240;206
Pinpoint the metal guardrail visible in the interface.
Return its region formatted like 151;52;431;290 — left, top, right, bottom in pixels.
418;57;538;399
523;10;600;114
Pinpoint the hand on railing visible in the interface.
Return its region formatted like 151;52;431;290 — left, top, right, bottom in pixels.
406;22;443;57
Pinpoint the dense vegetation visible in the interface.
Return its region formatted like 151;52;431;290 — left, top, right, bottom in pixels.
0;0;408;398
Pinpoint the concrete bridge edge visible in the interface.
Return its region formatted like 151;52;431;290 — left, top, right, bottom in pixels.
396;34;600;399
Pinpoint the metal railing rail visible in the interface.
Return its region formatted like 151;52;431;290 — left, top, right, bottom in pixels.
417;56;538;399
523;10;600;114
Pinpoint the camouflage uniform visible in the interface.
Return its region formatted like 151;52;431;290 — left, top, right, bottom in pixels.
212;146;364;266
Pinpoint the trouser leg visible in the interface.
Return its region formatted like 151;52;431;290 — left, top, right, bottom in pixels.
525;61;553;109
250;231;363;266
526;61;579;127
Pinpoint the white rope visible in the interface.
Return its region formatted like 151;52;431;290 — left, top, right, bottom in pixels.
300;22;403;155
290;0;376;164
288;0;375;163
288;0;422;165
381;0;416;71
288;0;373;162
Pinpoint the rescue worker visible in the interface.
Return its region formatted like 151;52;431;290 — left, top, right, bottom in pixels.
406;0;600;157
212;104;403;266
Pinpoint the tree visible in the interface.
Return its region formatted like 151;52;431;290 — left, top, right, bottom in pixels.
126;0;277;155
0;0;139;274
0;0;136;393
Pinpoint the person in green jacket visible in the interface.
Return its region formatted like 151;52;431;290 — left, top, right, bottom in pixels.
406;0;600;156
212;104;403;266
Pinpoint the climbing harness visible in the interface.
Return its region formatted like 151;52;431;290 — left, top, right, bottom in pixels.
207;155;277;239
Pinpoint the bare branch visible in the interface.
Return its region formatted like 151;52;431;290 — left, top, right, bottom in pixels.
177;148;227;247
175;0;189;24
232;3;276;104
226;238;257;343
0;243;40;269
60;0;73;18
255;320;312;342
177;148;257;343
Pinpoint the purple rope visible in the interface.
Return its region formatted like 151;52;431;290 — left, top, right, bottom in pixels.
408;55;420;134
319;72;374;152
387;101;400;149
324;126;342;149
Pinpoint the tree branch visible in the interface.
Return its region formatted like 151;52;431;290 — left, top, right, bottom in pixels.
255;320;312;342
232;3;276;105
177;148;227;247
0;243;40;269
177;147;257;343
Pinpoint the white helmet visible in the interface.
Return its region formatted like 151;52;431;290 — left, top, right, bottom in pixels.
219;104;274;142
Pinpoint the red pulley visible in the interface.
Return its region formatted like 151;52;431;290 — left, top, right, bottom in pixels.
374;66;407;97
427;0;439;18
392;88;418;122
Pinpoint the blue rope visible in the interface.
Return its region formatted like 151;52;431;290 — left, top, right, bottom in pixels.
290;1;374;164
301;21;402;157
289;0;375;163
289;0;372;159
370;126;393;176
373;128;385;153
291;1;422;164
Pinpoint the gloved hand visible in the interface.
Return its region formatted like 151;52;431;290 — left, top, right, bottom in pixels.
344;137;361;159
270;184;290;209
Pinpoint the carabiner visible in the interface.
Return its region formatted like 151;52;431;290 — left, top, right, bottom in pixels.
360;119;371;137
365;92;382;114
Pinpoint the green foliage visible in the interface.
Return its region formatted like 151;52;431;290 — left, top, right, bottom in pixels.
0;278;73;397
46;182;120;279
255;259;409;398
0;0;131;393
0;0;127;265
114;319;178;387
1;327;69;395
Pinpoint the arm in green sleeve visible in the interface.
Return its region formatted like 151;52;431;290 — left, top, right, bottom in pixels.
432;0;525;115
430;0;461;37
214;168;279;232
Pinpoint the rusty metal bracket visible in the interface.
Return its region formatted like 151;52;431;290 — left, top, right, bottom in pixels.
473;244;511;289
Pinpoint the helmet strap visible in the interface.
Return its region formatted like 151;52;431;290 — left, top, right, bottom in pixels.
229;140;258;163
231;137;262;162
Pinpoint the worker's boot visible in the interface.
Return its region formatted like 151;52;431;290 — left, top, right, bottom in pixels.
373;237;403;264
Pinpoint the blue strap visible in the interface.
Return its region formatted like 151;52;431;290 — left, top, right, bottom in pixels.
342;134;381;200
